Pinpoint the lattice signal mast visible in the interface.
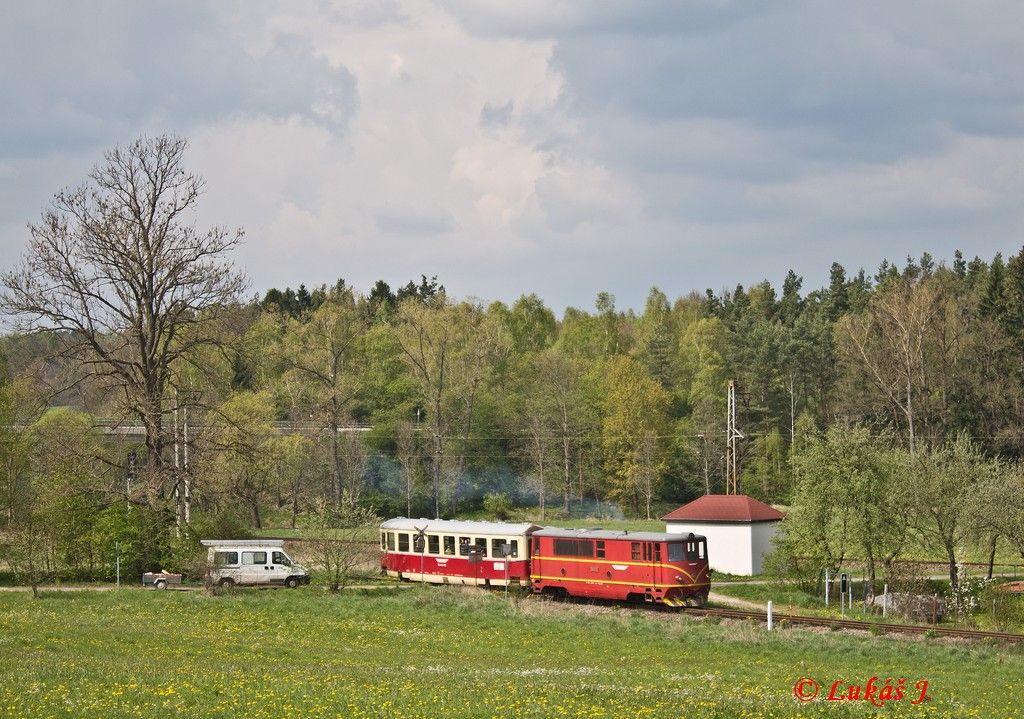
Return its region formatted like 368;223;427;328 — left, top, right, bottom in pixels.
726;380;744;495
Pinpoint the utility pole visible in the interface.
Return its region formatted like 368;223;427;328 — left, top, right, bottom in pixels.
173;390;181;528
725;380;744;495
183;395;191;525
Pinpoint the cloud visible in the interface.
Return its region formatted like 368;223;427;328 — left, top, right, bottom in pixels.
3;0;1024;312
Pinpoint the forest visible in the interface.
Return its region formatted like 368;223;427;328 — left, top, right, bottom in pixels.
2;136;1024;592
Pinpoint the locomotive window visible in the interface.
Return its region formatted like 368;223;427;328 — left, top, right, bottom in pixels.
631;542;641;561
642;543;651;561
596;541;605;558
554;539;593;557
668;543;684;562
686;541;698;561
554;539;576;557
443;536;455;555
699;540;706;560
413;534;425;553
459;537;471;556
398;534;410;552
387;532;396;551
654;544;662;562
532;537;541;554
428;535;440;554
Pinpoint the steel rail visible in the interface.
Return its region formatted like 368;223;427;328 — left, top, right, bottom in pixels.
687;606;1024;642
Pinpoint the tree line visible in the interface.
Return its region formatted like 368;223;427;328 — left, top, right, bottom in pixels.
1;135;1023;586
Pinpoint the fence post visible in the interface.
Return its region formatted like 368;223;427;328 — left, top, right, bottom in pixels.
767;601;774;631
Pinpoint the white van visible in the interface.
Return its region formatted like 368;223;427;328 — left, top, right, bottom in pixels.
201;539;310;588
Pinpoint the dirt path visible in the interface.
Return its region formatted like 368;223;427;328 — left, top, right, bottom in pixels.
707;591;765;611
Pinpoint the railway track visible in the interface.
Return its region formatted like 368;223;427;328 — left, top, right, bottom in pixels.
688;606;1024;642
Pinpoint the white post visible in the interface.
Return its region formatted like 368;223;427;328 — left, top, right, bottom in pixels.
115;542;120;589
767;600;774;631
883;583;888;618
824;568;830;606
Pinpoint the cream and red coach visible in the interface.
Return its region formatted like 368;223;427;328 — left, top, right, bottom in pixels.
380;518;540;586
380;518;710;607
529;527;710;607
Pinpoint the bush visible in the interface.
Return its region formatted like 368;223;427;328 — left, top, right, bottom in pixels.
482;493;514;520
981;583;1024;630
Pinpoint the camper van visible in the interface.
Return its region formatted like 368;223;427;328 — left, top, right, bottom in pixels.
200;539;310;588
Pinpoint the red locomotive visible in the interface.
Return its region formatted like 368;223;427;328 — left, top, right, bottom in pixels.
380;518;709;608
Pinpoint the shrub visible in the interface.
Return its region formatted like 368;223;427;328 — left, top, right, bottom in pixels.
482;493;514;520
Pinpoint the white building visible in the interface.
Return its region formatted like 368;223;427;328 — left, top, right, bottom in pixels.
662;495;785;576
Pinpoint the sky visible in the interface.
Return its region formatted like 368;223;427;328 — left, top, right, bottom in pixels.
2;0;1023;311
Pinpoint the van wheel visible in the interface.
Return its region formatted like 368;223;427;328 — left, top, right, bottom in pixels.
154;579;167;590
218;578;235;588
285;577;299;589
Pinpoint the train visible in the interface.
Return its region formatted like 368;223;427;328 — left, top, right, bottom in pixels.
379;518;710;608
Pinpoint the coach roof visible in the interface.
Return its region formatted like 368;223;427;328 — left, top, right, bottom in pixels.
531;527;705;542
380;518;542;535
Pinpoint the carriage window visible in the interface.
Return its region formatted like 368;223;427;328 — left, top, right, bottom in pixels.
474;538;487;556
491;538;505;557
398;534;409;552
387;532;396;551
596;541;605;558
668;543;684;562
631;542;641;560
241;551;267;565
428;535;440;554
508;540;518;558
443;536;455;555
654;544;662;562
413;534;425;553
380;532;386;550
214;551;238;566
459;537;471;556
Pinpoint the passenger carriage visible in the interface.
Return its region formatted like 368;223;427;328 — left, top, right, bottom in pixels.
380;518;541;586
529;528;710;607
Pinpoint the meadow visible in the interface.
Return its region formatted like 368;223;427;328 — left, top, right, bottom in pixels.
1;586;1022;718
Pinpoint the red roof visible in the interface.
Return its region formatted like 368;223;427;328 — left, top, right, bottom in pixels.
662;494;785;523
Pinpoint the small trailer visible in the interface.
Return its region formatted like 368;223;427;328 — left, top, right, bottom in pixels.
143;571;183;590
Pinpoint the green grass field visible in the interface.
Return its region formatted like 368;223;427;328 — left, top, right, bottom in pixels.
1;586;1022;718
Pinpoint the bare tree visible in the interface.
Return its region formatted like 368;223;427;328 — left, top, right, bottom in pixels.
394;296;454;518
839;277;939;454
1;136;247;508
279;298;366;507
396;420;420;516
308;499;380;593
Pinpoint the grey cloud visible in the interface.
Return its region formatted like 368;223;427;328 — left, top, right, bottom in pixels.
440;1;758;39
480;100;514;128
375;204;454;235
0;2;357;159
